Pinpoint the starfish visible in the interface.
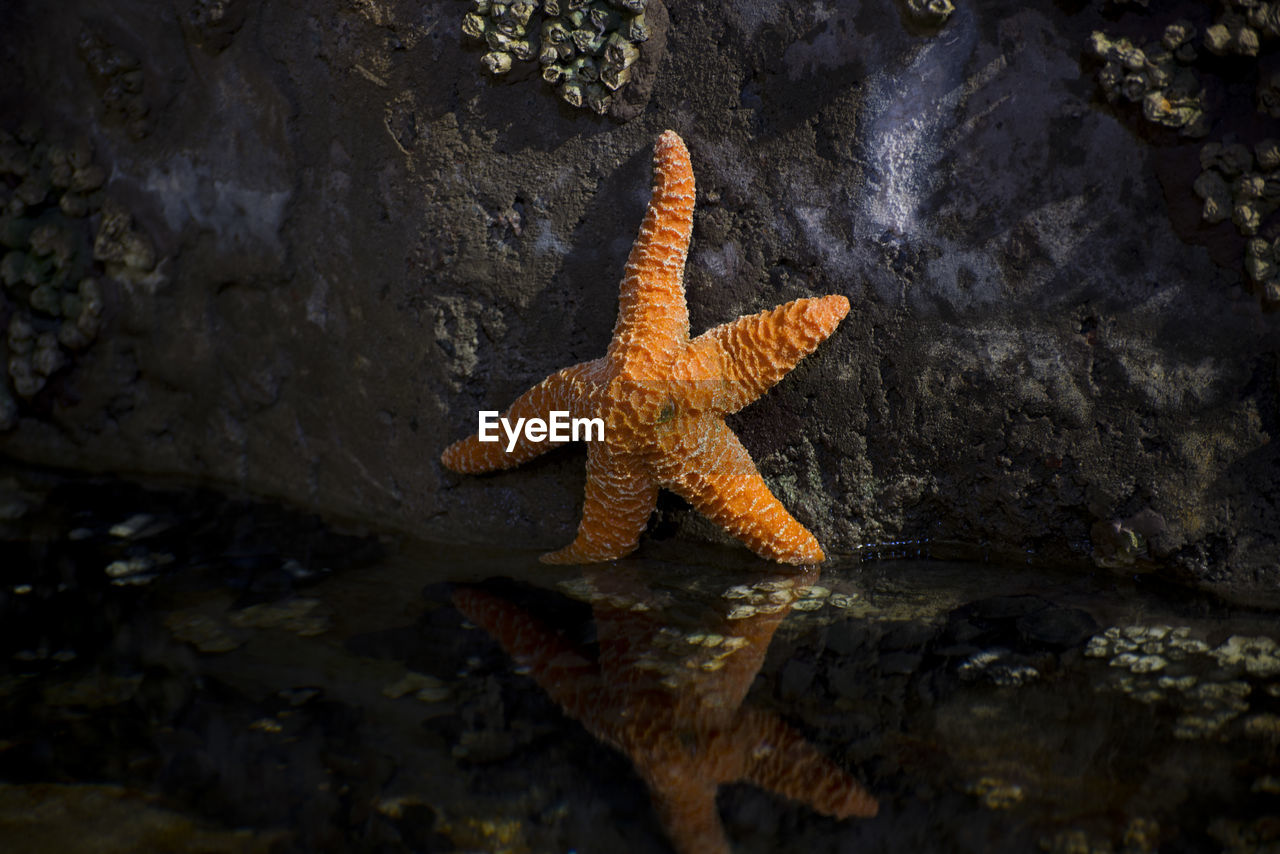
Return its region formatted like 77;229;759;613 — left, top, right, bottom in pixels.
453;567;878;854
441;130;849;564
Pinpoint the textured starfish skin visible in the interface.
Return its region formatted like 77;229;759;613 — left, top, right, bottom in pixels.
453;570;877;854
441;130;849;564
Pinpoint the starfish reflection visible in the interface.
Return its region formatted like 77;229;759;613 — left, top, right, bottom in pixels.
453;564;877;854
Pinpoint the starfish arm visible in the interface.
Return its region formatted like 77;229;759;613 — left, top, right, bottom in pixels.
682;295;850;414
451;587;602;720
734;709;880;820
653;418;824;564
645;784;732;854
440;359;603;474
540;444;659;564
607;130;695;368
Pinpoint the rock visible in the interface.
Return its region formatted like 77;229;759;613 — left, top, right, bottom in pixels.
0;0;1274;607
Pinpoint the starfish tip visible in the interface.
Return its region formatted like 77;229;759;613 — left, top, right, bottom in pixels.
793;528;826;564
817;294;851;325
440;440;474;474
786;545;825;565
656;128;684;149
653;130;691;175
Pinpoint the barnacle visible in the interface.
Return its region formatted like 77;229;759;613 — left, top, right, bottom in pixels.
904;0;954;27
1245;237;1280;304
0;124;159;425
93;198;157;277
1204;0;1280;58
1196;140;1280;306
1087;29;1208;137
1212;635;1280;677
182;0;249;54
1258;66;1280;118
461;0;651;115
1087;624;1271;742
76;28;150;140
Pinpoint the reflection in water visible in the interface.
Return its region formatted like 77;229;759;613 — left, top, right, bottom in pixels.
453;566;877;854
3;467;1280;853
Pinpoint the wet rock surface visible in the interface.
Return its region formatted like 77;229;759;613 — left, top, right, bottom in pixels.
2;468;1279;853
0;0;1276;604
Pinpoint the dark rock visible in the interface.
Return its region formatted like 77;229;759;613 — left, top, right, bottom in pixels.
779;657;817;701
879;651;923;675
0;0;1275;607
1015;605;1099;649
824;619;873;658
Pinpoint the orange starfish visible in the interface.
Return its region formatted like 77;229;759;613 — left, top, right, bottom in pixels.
441;130;849;564
453;567;877;854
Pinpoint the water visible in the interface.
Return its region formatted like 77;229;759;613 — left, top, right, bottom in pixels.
2;465;1278;853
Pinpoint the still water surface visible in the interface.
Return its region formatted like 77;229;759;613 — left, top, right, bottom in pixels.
1;469;1278;853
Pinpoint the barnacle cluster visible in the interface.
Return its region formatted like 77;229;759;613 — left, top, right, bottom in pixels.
165;598;331;654
1039;820;1160;854
76;28;150;141
1203;0;1280;57
382;671;451;703
0;123;161;430
228;598;332;636
1085;624;1280;739
721;577;856;619
1194;140;1280;304
93;198;158;286
460;0;650;115
1085;4;1280;306
1211;633;1280;676
957;649;1040;686
1086;26;1208;137
0;125;108;428
965;777;1023;810
635;625;756;686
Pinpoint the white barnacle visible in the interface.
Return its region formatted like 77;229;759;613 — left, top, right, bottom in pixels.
1130;655;1168;674
1212;635;1280;677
